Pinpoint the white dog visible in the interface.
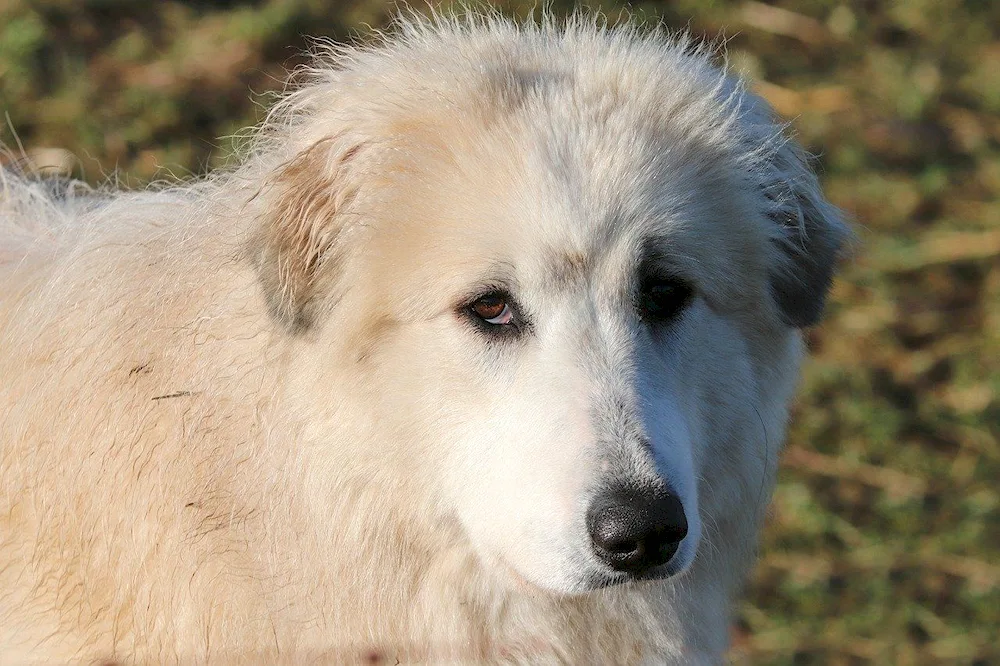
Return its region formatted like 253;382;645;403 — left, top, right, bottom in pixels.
0;12;848;665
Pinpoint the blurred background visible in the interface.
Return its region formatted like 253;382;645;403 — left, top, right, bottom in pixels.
1;0;997;663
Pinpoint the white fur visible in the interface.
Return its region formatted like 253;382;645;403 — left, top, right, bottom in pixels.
0;11;846;665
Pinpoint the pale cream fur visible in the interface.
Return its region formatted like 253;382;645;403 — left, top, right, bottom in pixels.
0;12;847;665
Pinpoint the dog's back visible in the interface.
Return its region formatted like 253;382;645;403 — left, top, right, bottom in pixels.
0;171;289;663
0;174;71;260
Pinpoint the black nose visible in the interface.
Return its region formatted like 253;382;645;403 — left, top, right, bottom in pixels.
587;486;688;575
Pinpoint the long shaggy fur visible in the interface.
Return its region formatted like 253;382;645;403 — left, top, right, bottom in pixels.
0;11;848;665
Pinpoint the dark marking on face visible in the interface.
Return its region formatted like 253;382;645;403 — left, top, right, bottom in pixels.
484;65;572;116
543;249;590;290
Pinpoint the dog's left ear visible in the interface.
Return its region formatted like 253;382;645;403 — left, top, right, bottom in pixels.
759;131;851;329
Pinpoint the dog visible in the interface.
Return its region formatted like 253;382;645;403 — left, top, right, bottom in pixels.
0;11;848;664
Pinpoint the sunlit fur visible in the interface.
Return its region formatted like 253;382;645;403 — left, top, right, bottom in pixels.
0;11;848;665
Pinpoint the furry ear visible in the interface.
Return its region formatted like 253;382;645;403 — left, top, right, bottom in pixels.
250;138;365;332
762;138;851;329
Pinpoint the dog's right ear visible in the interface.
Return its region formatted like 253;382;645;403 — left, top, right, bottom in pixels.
762;139;851;329
249;138;366;333
729;84;852;329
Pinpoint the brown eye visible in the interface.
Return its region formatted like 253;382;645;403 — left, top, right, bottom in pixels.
637;277;693;324
470;293;513;325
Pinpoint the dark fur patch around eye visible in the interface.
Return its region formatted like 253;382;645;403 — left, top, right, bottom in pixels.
636;275;694;326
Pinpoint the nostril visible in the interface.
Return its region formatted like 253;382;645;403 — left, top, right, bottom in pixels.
590;504;644;555
605;536;639;556
587;486;688;575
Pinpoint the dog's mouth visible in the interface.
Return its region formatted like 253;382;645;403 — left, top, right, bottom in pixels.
585;560;687;590
492;542;694;596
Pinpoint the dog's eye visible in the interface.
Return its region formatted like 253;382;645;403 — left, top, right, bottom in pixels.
637;277;693;324
469;293;514;326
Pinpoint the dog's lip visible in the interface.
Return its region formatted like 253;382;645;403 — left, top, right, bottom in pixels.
587;571;628;590
587;556;689;590
588;570;669;591
492;544;691;594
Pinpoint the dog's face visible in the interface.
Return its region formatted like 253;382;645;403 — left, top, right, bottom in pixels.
250;22;848;594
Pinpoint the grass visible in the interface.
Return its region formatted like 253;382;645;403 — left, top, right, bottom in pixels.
2;1;997;663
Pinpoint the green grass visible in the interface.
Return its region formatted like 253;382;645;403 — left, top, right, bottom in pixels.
2;1;997;663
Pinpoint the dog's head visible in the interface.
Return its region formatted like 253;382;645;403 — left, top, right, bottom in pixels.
248;18;849;594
